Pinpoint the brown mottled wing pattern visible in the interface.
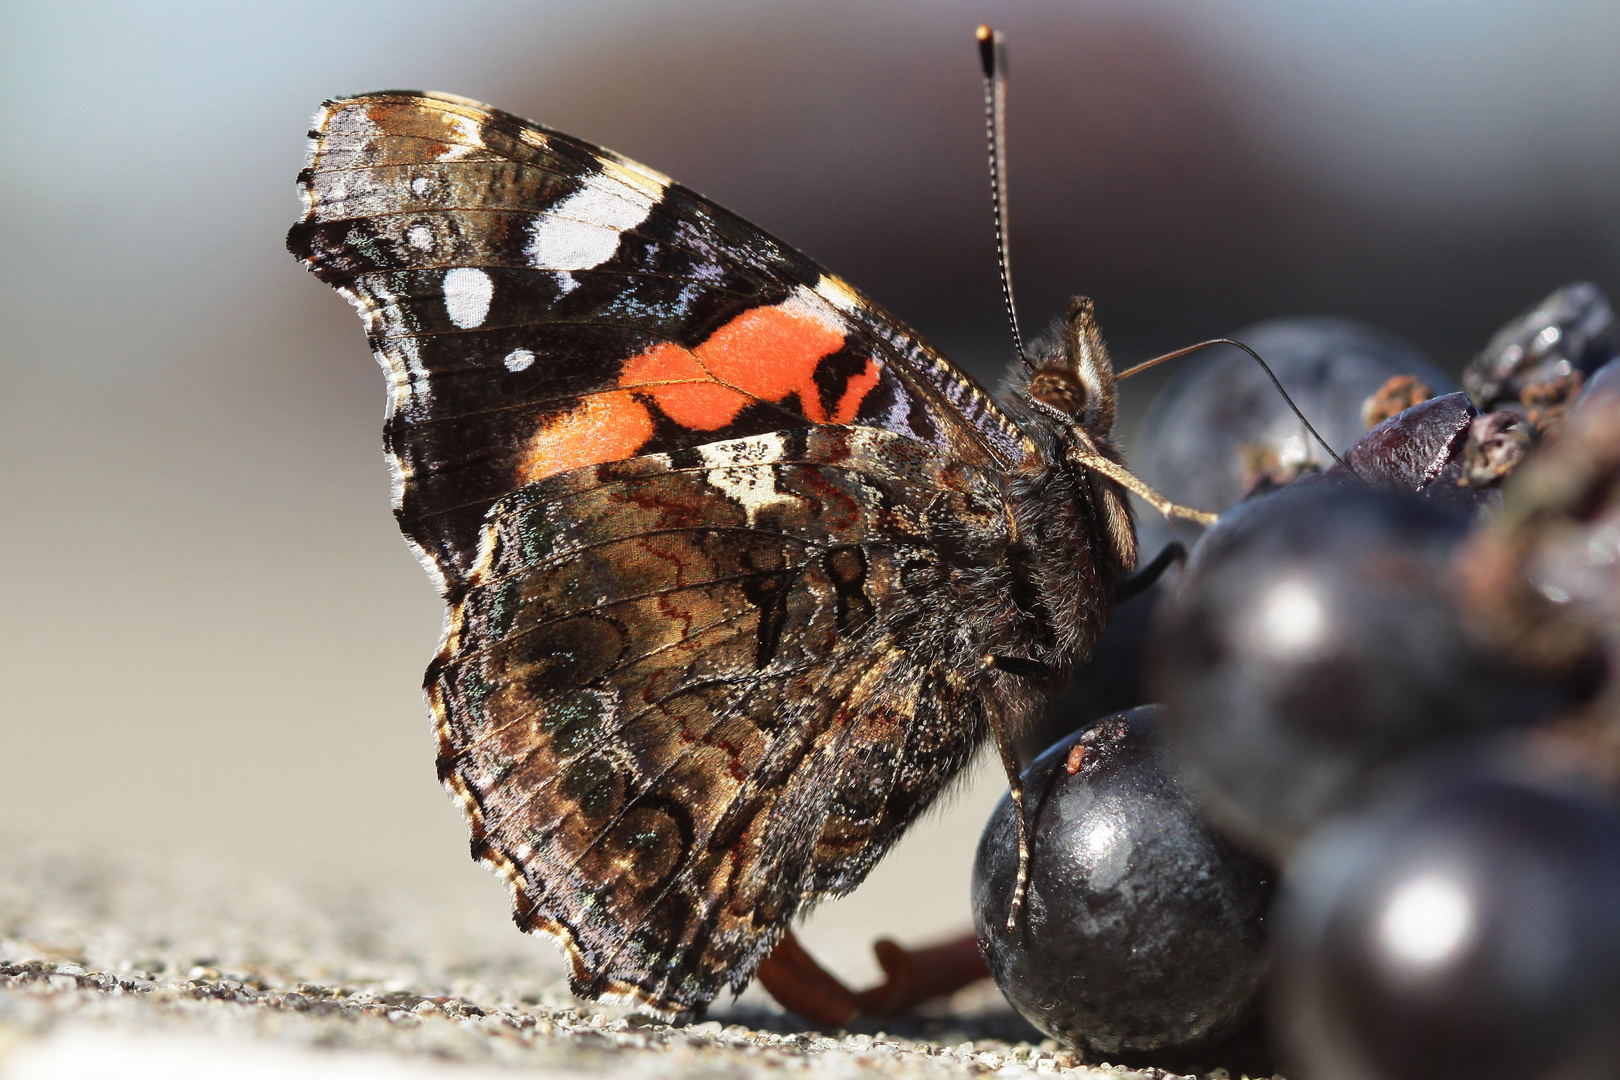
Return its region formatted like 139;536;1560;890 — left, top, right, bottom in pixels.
288;92;1047;1017
434;426;1019;1013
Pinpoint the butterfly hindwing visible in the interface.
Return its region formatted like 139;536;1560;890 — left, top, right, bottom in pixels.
432;426;1011;1011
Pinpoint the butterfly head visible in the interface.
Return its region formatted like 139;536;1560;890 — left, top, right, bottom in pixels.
1023;296;1118;439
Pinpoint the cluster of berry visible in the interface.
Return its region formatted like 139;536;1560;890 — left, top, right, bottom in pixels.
974;284;1620;1080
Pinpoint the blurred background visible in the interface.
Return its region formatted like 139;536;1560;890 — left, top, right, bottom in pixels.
4;0;1620;990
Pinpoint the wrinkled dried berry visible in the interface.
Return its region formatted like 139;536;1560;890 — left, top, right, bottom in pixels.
1458;410;1532;489
1327;392;1479;503
1315;389;1521;510
1361;374;1436;430
1463;282;1616;431
1273;775;1620;1080
974;707;1274;1056
1152;483;1558;857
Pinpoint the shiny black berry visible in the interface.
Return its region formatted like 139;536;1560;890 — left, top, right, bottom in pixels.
1151;483;1557;857
1273;775;1620;1080
973;706;1274;1055
1132;317;1452;549
1577;353;1620;409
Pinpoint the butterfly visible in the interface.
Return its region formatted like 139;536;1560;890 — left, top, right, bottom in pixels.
286;66;1206;1018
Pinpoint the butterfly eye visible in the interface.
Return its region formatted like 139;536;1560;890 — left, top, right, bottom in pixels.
1029;367;1089;415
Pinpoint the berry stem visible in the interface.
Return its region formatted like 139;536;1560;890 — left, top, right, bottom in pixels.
756;931;860;1027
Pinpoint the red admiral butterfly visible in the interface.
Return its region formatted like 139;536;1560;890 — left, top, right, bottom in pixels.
287;26;1215;1019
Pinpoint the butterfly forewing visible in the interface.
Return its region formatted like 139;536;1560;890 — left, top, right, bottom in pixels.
288;92;1033;596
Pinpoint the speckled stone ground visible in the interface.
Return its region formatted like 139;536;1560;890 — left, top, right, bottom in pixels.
0;843;1269;1079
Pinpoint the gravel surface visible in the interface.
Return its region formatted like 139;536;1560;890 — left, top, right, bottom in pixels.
0;843;1270;1079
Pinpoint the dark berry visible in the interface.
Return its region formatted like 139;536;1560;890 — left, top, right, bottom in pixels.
1318;390;1513;509
1329;392;1480;501
973;706;1275;1055
1151;483;1558;857
1132;317;1452;548
1463;282;1616;425
1454;393;1620;725
1273;775;1620;1080
1576;353;1620;411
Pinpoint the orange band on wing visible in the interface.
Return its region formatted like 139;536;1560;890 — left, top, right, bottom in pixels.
620;342;753;430
832;358;881;424
518;390;654;482
519;301;882;483
695;306;844;424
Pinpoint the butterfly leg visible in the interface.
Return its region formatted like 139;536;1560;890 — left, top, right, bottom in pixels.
984;654;1050;680
1115;540;1187;603
981;654;1041;932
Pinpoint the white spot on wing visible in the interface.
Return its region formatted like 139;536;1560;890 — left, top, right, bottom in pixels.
699;433;790;468
527;213;627;271
708;468;797;525
525;170;659;271
505;348;535;372
779;283;853;339
411;176;432;197
443;268;493;328
407;224;433;250
813;273;862;314
699;434;798;525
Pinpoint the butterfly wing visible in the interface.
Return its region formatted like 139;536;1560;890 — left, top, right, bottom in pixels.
289;92;1045;1016
287;92;1034;597
436;426;1020;1013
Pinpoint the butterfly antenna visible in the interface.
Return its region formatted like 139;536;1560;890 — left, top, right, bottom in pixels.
1117;339;1356;474
978;24;1028;368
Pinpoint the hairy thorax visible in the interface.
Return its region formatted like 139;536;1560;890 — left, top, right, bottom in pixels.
1002;412;1138;675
